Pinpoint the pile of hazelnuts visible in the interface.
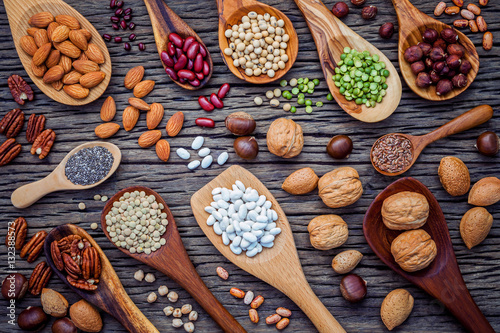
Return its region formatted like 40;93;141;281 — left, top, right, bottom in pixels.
404;27;471;96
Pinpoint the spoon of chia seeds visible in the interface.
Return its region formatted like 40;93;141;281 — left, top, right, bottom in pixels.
370;105;493;176
11;141;121;208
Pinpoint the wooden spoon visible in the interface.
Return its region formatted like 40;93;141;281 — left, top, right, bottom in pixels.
4;0;112;105
216;0;299;84
143;0;213;90
293;0;402;122
191;165;346;333
370;104;493;176
44;224;159;333
392;0;479;101
100;186;246;333
11;141;121;208
363;177;494;333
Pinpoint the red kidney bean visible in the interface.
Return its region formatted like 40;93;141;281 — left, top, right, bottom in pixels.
217;83;230;99
203;61;210;76
120;20;127;30
195;72;205;80
169;33;184;48
111;16;120;23
178;69;195;81
194;53;203;73
186;42;200;60
175;47;183;59
198;96;215;111
210;93;224;109
196;117;215;127
112;23;119;30
165;68;178;80
123;15;132;21
187;59;194;70
128;22;136;30
114;36;122;43
124;42;131;51
138;43;146;51
174;54;188;71
183;36;196;53
129;33;136;41
161;51;174;67
199;45;207;58
116;0;123;7
103;34;112;41
115;8;123;16
167;42;175;56
189;79;201;87
110;0;117;8
124;8;132;15
179;78;187;83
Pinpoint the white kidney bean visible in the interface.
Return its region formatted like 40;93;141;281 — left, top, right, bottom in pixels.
176;148;190;160
187;160;200;170
217;152;229;165
191;136;204;150
199;147;211;157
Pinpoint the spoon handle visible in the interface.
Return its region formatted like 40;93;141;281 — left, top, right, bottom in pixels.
11;173;62;209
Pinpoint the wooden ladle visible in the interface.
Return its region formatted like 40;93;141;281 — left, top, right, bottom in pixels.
363;177;494;333
392;0;480;101
293;0;402;123
11;141;121;208
370;104;493;176
44;224;159;333
216;0;299;84
4;0;112;105
143;0;213;90
100;186;246;333
191;165;346;333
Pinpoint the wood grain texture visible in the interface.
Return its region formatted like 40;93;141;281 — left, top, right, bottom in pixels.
0;0;498;332
3;0;112;105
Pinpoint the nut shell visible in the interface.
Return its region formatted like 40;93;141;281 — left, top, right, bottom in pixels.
225;112;256;136
282;167;319;195
468;177;500;206
438;156;470;196
391;229;437;272
381;289;414;330
318;167;363;208
41;288;68;318
69;299;102;333
460;207;493;249
307;215;348;250
381;191;429;230
266;118;304;158
332;250;363;274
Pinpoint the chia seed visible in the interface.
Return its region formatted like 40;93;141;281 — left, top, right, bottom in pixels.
65;146;114;185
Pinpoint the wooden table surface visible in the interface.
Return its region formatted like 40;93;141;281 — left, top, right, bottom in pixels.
0;0;498;332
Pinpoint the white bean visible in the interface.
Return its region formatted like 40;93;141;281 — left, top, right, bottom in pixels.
204;206;215;214
199;148;211;157
176;148;190;160
191;136;204;150
217;152;229;165
187;160;200;170
201;155;213;169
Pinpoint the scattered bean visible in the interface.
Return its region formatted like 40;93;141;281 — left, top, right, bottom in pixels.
218;83;231;99
90;223;98;230
176;148;191;160
210;93;224;109
195;118;215;128
181;304;192;314
251;295;264;309
134;270;144;281
270;98;280;107
483;31;493;50
276;318;290;330
94;194;102;201
172;319;183;328
147;292;157;303
158;285;169;296
145;273;156;283
191;136;204;150
188;311;198;321
168;291;179;302
244;290;255;305
230;288;245;298
173;308;182;318
434;2;446;16
78;202;86;210
198;96;215;111
188;160;201;170
276;307;292;317
163;306;174;316
249;309;259;323
266;314;282;324
254;96;263;105
184;322;195;332
217;152;229;165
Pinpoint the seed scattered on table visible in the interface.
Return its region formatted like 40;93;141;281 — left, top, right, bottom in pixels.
101;195;108;202
173;308;182;317
90;223;98;230
65;146;114;185
188;311;198;321
147;292;157;303
94;194;102;201
134;270;144;281
163;306;174;316
181;304;192;314
184;322;195;332
78;202;86;210
216;266;229;280
168;291;179;302
244;290;254;305
158;285;169;296
145;273;156;283
172;318;183;328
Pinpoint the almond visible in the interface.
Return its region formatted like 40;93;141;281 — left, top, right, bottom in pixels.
45;49;61;68
54;40;81;59
41;288;68;318
128;97;150;111
331;250;363;274
147;103;164;129
84;43;104;64
20;35;38;56
282;167;319;195
46;22;60;42
51;25;70;43
381;289;414;331
32;43;52;66
77;52;89;61
156;139;170;162
460;207;493;249
100;96;116;122
63;84;89;99
468;176;500;206
32;61;47;77
80;71;105;88
79;29;92;41
55;15;80;30
51;80;63;91
27;27;39;36
138;130;162;148
69;30;88;51
72;60;99;74
43;65;65;84
62;70;82;85
59;55;72;73
133;80;155;98
165;111;184;137
29;12;54;28
95;123;120;139
33;29;49;47
124;66;144;89
438;156;470;196
123;106;140;131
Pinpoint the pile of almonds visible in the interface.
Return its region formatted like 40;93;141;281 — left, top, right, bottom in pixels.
20;12;106;99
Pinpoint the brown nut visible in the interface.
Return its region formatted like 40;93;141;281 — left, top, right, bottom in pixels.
381;289;414;331
0;138;22;166
267;118;303;158
282;167;319;195
391;229;437;272
225;112;256;136
0;108;25;139
361;6;378;19
41;288;69;317
381;191;429;230
166;111;184;137
26;114;46;144
147;103;164;130
307;215;348;250
52;318;78;333
340;273;367;303
468;177;500;206
350;0;366;6
6;217;28;250
8;74;34;105
438;156;470;196
18;306;49;331
1;273;28;300
460;207;493;249
28;261;53;295
20;230;47;263
379;22;395;39
332;250;363;274
70;299;103;333
318;167;363;208
332;2;349;18
31;129;56;159
234;136;259;160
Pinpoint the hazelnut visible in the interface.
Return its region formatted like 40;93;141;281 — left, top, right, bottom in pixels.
1;273;28;300
424;57;434;69
410;61;426;75
418;42;432;56
361;5;378;19
41;288;69;318
446;54;462;69
433;39;447;50
436;79;453;95
403;46;423;63
415;72;432;88
234;136;259;159
52;318;78;333
18;306;48;331
459;60;472;74
266;118;304;158
422;28;439;43
340;274;367;303
476;131;499;156
326;135;353;159
447;43;465;57
307;215;348;250
332;2;349;18
429;70;441;83
452;73;467;88
379;22;395;39
391;229;437;272
69;299;103;333
433;61;445;73
441;28;458;43
350;0;366;6
225;112;256;136
429;47;445;62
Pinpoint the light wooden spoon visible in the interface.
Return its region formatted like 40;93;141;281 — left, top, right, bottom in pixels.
4;0;112;105
191;165;346;333
11;141;121;208
370;104;493;176
392;0;480;101
216;0;299;84
293;0;402;122
44;224;159;333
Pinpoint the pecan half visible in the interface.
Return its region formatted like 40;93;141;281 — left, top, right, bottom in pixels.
26;114;46;143
50;240;64;271
70;238;90;258
0;138;21;166
62;252;81;279
8;75;34;105
82;247;101;280
5;217;28;250
31;129;55;159
0;109;25;139
28;261;52;295
66;275;98;291
58;235;81;253
20;230;47;263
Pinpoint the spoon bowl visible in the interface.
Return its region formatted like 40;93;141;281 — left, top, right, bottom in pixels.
363;177;494;332
4;0;112;105
11;141;121;208
216;0;298;84
392;0;479;101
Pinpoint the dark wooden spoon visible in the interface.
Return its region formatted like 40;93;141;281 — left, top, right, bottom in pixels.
100;186;246;333
143;0;213;90
44;224;159;333
363;177;494;333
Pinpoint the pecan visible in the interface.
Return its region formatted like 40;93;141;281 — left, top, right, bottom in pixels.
26;114;46;143
66;275;98;291
82;247;101;280
8;75;34;105
0;138;21;166
70;238;90;258
50;240;64;271
62;252;81;279
0;109;25;139
58;235;81;253
31;129;55;159
28;261;52;295
20;230;47;263
5;217;28;250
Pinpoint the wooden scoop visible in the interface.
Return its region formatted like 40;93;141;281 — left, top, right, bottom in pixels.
363;177;494;333
293;0;402;122
191;165;346;333
100;186;246;333
4;0;112;105
392;0;479;101
44;224;159;333
370;104;493;176
143;0;213;90
216;0;298;84
11;142;121;209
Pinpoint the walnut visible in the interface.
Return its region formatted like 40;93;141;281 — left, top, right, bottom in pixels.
266;118;303;158
391;229;437;272
381;191;429;230
307;215;348;250
318;167;363;208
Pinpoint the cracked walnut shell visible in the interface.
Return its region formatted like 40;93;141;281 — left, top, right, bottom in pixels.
381;191;429;230
266;118;304;158
318;167;363;208
391;229;437;272
307;215;348;250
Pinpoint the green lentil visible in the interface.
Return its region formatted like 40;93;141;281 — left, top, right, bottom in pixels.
326;93;333;101
305;106;313;113
313;79;320;86
297;98;305;105
290;106;297;113
280;79;287;87
305;99;313;106
316;101;323;107
291;87;299;95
